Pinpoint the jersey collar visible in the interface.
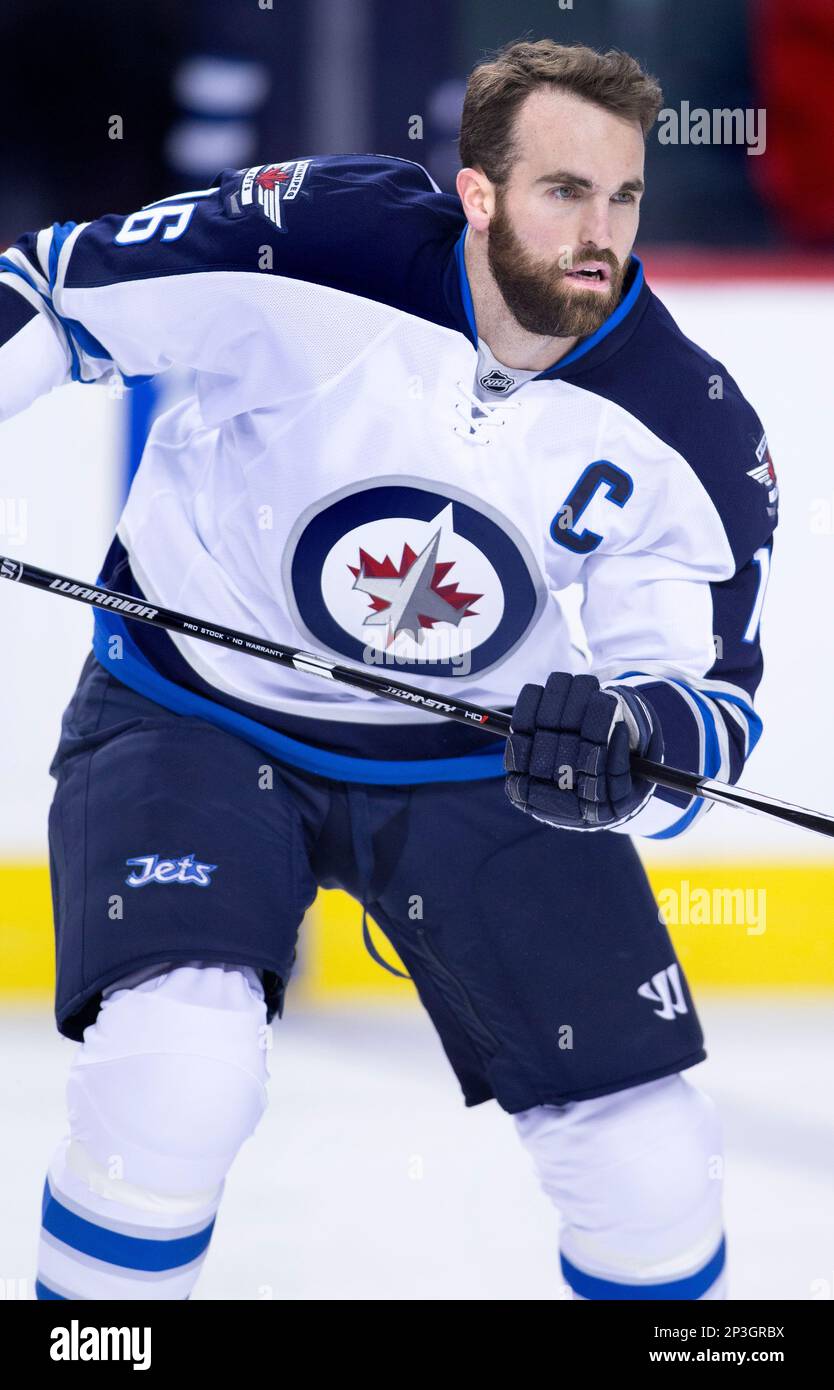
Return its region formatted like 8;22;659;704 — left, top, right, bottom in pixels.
449;224;650;378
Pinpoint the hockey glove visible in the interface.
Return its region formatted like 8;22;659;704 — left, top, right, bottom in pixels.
504;671;663;830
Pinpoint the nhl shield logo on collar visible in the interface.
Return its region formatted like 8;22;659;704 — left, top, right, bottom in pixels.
479;368;516;394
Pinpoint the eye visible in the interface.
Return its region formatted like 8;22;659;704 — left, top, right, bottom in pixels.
612;191;637;204
550;185;578;200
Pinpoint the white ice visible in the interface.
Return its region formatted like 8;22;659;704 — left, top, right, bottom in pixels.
1;993;832;1301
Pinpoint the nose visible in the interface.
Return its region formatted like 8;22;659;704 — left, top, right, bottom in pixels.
577;195;614;252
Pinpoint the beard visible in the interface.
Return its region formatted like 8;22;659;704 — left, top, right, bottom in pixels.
486;194;629;339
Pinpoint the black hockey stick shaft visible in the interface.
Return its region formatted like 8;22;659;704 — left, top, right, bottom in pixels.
2;554;833;839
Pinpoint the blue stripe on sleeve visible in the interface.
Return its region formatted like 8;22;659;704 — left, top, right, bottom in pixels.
614;671;721;839
713;691;763;755
648;680;722;839
47;221;117;378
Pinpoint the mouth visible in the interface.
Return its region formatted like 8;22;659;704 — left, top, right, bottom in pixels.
562;262;613;291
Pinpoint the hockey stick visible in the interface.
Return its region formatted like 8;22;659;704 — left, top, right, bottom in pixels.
2;553;833;839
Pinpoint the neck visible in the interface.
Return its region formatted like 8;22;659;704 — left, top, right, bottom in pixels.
463;226;580;372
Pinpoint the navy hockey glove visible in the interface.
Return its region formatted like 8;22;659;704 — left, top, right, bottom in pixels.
504;672;664;830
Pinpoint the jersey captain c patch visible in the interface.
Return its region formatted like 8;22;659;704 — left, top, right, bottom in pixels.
282;479;547;677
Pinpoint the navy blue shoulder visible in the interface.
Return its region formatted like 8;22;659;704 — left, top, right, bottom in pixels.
558;285;778;566
63;153;468;335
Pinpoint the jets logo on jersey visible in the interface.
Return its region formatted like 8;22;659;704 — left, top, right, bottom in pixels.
479;368;515;394
349;532;482;647
237;160;311;230
747;432;778;517
283;479;547;677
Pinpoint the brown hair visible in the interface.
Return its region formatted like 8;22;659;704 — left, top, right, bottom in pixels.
459;39;664;185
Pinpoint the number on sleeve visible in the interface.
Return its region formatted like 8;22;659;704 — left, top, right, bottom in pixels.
742;545;771;644
114;203;197;246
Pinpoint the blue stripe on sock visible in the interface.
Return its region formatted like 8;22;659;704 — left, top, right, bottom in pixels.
36;1279;67;1299
41;1179;215;1273
561;1235;726;1300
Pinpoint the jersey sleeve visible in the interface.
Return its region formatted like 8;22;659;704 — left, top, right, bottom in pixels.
0;233;85;417
581;407;777;840
0;155;457;428
0;184;265;425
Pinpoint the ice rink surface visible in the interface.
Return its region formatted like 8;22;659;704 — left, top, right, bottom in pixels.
1;992;832;1302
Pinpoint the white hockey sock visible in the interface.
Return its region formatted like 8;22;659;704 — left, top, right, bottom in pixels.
515;1074;727;1301
37;960;269;1301
37;1136;221;1301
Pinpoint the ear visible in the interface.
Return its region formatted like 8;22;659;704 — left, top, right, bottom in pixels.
456;166;495;230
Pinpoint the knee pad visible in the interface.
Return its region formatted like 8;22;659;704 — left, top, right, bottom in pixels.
66;961;270;1198
515;1074;724;1293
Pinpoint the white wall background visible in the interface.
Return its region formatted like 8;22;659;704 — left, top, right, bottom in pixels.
648;281;834;859
0;280;831;859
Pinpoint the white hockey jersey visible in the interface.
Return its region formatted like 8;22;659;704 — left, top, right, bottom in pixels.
0;154;777;837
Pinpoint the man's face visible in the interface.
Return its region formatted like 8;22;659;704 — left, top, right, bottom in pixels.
486;87;645;338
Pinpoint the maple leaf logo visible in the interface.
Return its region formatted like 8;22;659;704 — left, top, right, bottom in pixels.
255;166;290;191
348;531;481;646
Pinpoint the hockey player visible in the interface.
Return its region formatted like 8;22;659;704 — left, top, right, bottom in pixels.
0;40;775;1300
